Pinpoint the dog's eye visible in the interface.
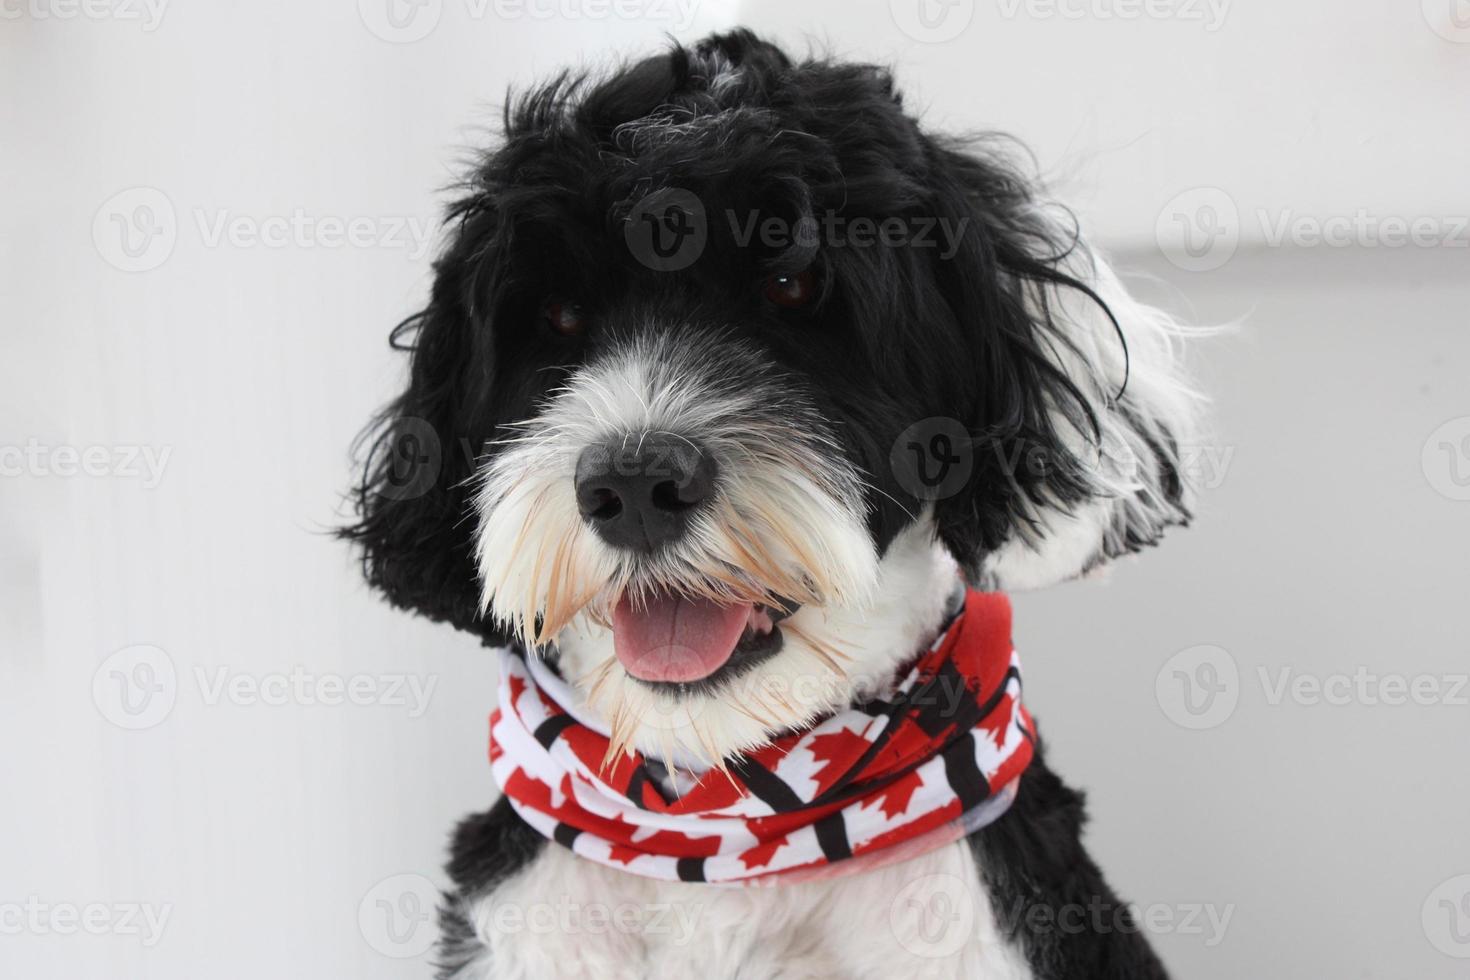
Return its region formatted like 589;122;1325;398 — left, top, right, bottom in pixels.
762;269;816;309
542;300;587;338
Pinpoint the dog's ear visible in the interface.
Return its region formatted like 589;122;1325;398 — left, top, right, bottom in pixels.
921;138;1202;590
343;208;505;642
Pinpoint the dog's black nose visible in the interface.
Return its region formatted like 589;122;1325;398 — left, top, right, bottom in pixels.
574;435;717;552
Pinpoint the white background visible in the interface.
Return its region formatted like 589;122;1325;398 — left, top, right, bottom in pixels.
3;1;1468;977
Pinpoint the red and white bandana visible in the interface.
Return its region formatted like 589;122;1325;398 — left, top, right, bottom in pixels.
488;590;1035;886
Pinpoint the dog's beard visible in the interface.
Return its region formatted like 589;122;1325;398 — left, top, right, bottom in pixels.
473;334;893;767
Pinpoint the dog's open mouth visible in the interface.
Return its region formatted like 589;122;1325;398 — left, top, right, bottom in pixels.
612;592;793;686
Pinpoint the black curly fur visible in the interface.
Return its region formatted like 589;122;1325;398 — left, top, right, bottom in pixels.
343;29;1184;978
971;743;1171;979
340;28;1189;644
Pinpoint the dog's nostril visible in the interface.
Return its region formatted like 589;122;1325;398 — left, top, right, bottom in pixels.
573;435;717;552
587;487;623;521
650;479;690;513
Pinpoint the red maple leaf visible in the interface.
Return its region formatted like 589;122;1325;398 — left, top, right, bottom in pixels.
862;769;924;820
507;672;527;706
805;727;873;797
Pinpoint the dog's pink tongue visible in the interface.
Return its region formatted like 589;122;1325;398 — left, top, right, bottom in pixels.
613;594;752;683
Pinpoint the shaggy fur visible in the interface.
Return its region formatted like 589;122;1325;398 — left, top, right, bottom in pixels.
346;29;1198;979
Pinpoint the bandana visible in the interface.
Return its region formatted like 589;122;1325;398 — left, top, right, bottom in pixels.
488;589;1034;885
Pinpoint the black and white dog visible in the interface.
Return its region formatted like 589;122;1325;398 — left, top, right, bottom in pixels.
347;30;1199;979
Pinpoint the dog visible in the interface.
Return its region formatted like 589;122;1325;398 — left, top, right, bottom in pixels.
346;30;1200;980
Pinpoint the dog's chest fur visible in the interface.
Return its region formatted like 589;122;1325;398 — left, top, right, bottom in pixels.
454;839;1033;980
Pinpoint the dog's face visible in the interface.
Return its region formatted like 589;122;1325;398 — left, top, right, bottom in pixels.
348;31;1197;764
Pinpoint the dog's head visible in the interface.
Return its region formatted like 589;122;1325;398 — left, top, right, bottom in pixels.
347;31;1199;763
